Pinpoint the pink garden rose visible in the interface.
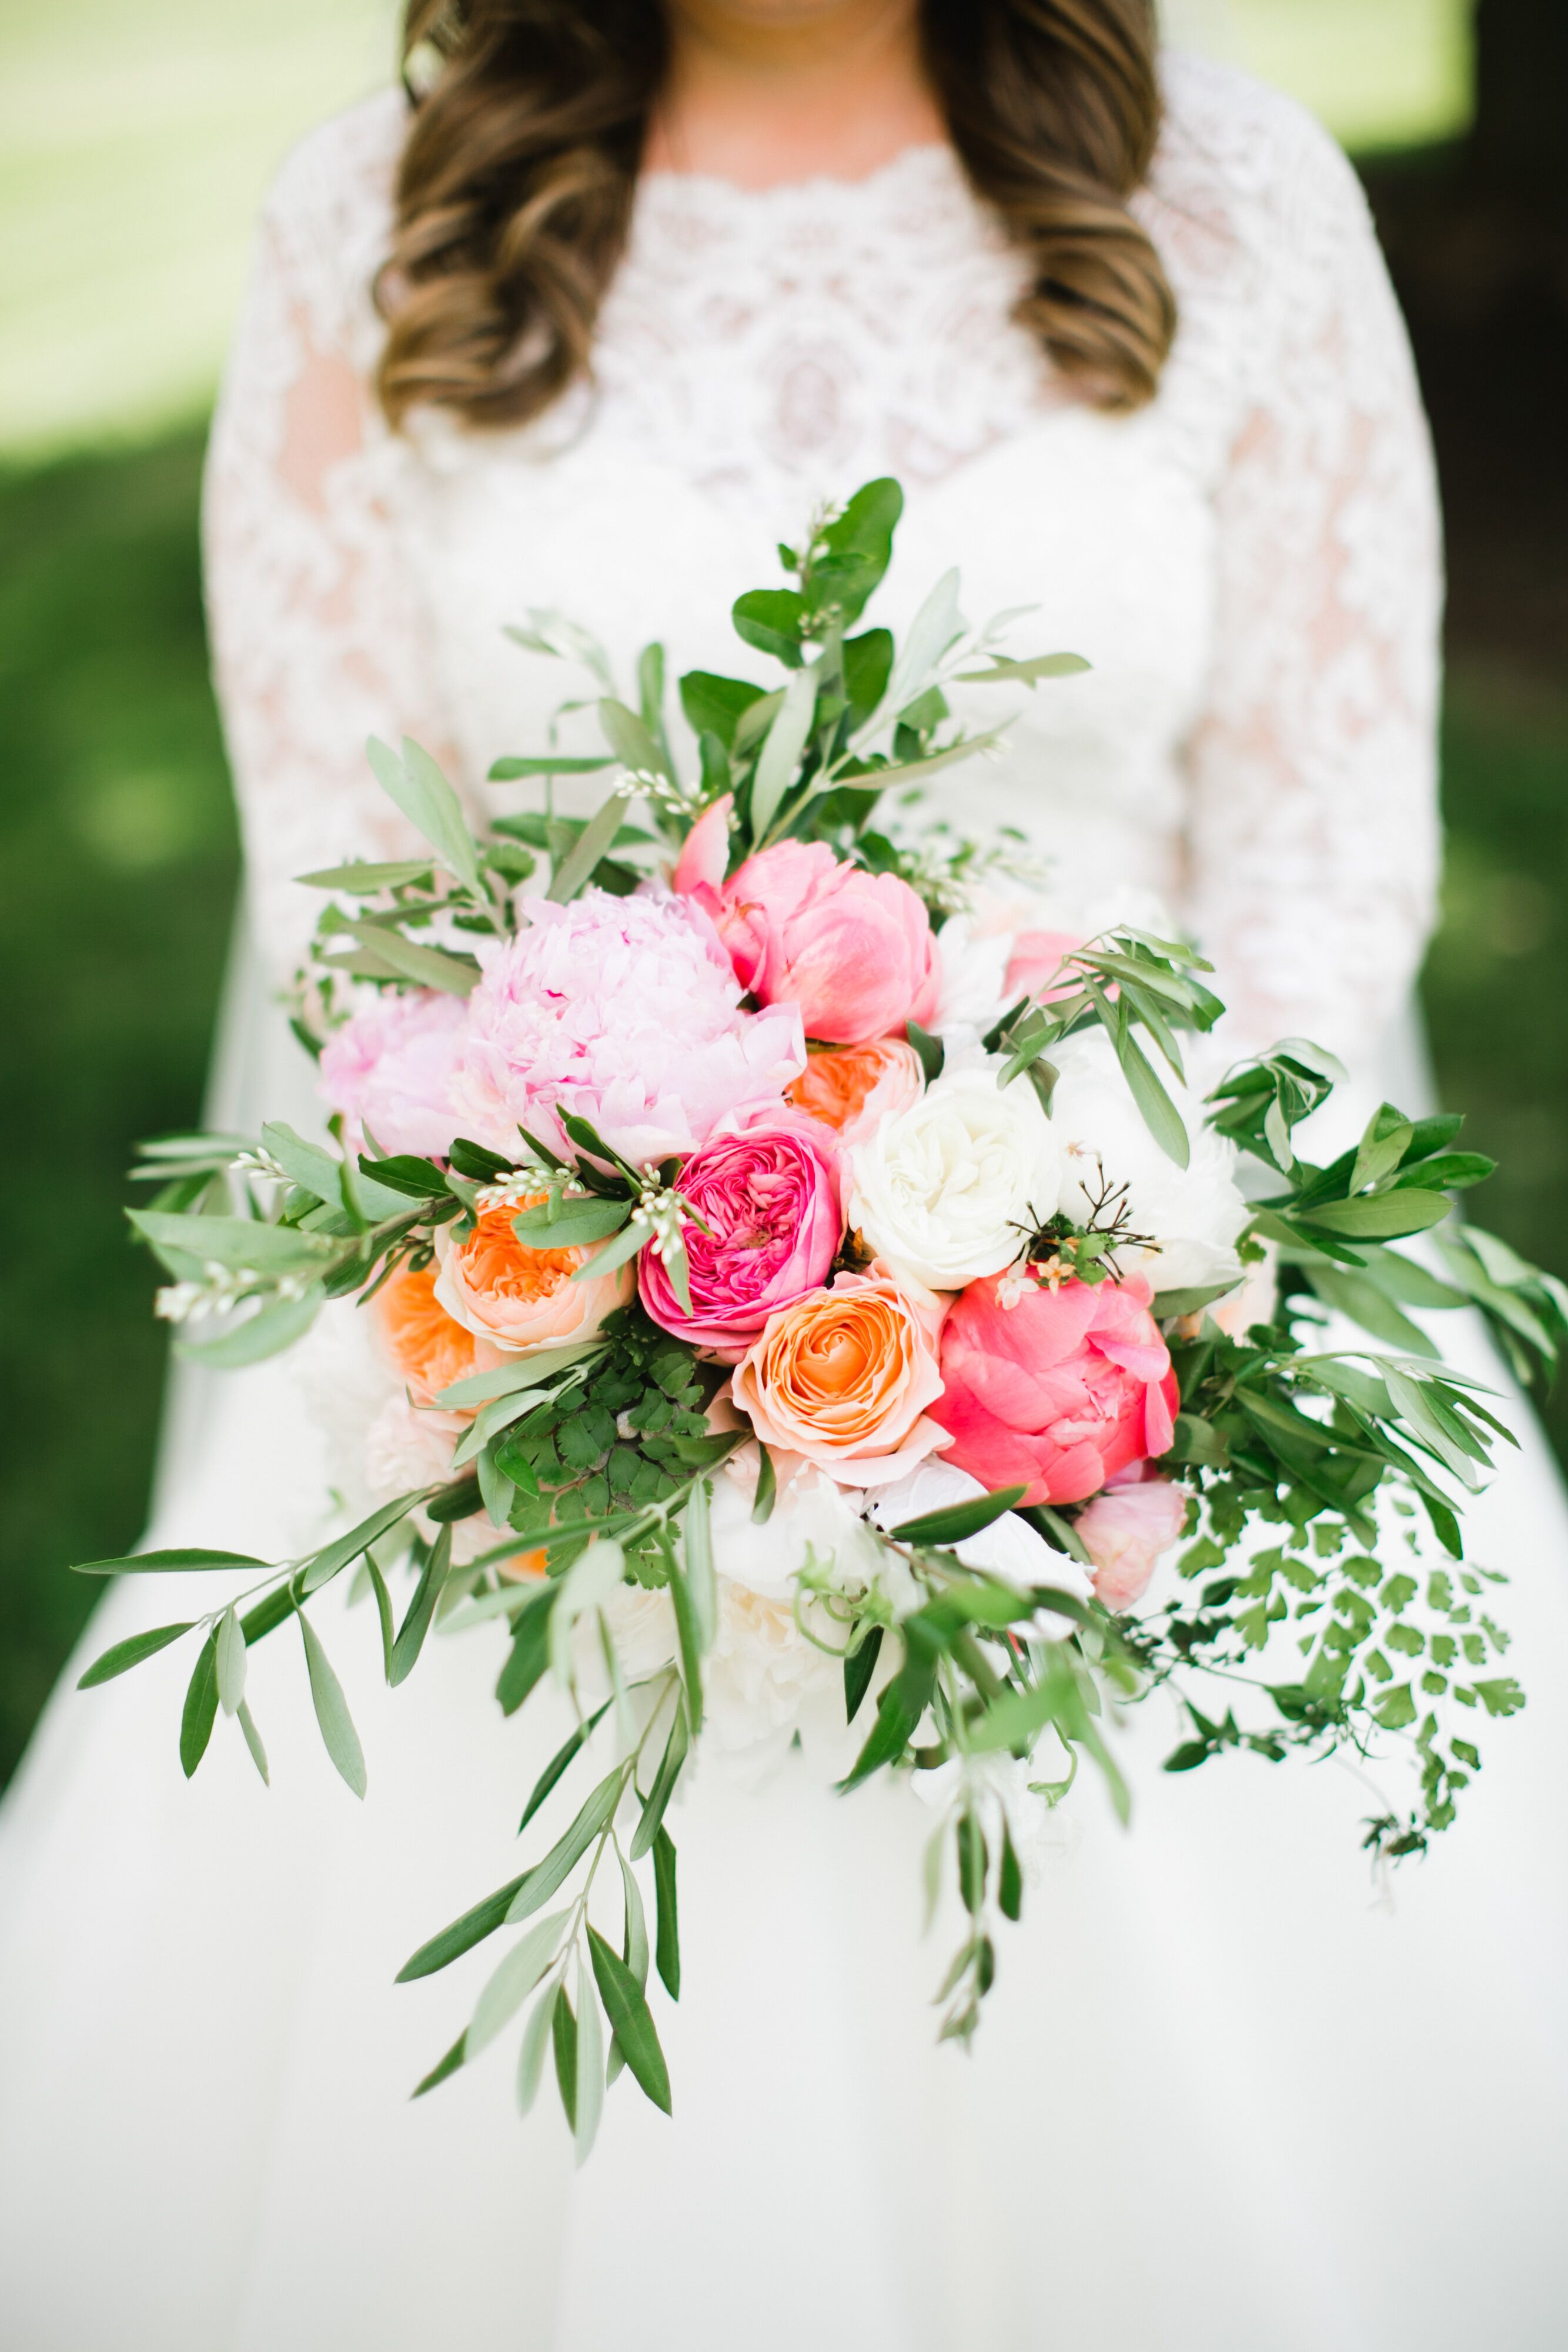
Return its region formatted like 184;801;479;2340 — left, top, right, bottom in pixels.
683;838;941;1046
638;1119;844;1361
318;988;467;1159
1075;1466;1189;1611
447;888;804;1170
931;1271;1179;1506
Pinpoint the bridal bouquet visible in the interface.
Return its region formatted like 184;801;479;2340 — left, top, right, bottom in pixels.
78;482;1563;2155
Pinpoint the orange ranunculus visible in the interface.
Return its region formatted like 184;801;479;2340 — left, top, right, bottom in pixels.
434;1196;633;1357
787;1036;925;1147
730;1266;950;1487
377;1261;496;1406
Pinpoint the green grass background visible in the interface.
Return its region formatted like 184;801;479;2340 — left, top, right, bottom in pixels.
1;2;1563;1786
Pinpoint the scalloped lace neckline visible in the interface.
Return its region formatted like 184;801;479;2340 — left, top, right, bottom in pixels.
635;141;965;216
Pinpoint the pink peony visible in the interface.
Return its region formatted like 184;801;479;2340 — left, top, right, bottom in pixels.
1075;1466;1188;1611
684;838;941;1046
638;1119;844;1361
447;888;804;1170
318;988;468;1159
931;1271;1179;1506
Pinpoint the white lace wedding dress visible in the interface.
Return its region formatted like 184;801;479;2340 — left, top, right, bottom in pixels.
4;54;1567;2352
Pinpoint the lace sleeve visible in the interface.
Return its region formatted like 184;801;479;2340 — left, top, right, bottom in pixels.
202;100;449;980
1179;99;1443;1072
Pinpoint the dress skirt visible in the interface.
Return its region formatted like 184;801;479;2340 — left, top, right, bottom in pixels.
2;943;1566;2351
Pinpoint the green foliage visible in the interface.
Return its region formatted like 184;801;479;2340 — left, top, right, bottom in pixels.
1148;1495;1520;1850
492;1309;721;1575
982;928;1224;1166
484;475;1086;901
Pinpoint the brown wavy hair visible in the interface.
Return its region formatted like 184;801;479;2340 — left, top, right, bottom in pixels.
376;1;1175;432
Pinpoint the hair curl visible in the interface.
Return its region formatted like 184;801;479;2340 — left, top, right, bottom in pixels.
376;1;1175;431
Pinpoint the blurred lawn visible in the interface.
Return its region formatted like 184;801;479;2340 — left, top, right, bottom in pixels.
1424;666;1568;1364
0;432;238;1779
1;422;1565;1786
1224;0;1473;150
0;0;394;454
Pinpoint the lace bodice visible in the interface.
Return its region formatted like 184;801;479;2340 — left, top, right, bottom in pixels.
203;52;1442;1068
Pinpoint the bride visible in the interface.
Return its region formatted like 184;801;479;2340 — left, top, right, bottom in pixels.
4;3;1567;2345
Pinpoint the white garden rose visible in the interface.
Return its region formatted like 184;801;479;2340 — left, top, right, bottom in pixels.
701;1444;884;1602
869;1458;1092;1603
1046;1030;1249;1295
579;1447;881;1772
848;1060;1064;1291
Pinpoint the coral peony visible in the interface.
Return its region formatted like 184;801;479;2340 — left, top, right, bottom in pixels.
434;1197;633;1357
448;888;804;1170
1075;1466;1188;1611
932;1271;1178;1506
377;1259;501;1406
319;988;468;1160
638;1120;843;1360
787;1036;925;1146
731;1267;950;1486
690;839;940;1045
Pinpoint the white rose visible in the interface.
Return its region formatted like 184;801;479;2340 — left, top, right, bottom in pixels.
869;1458;1092;1603
600;1581;679;1682
362;1395;502;1563
363;1394;462;1499
931;913;1014;1037
702;1445;884;1602
1047;1030;1248;1295
849;1062;1064;1291
703;1583;845;1762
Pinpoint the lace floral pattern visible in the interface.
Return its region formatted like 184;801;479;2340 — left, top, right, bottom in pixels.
203;99;443;971
204;54;1440;1064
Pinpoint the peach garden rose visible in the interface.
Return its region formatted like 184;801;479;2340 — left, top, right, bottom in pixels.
730;1267;950;1487
434;1197;634;1357
786;1036;925;1147
377;1259;502;1406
